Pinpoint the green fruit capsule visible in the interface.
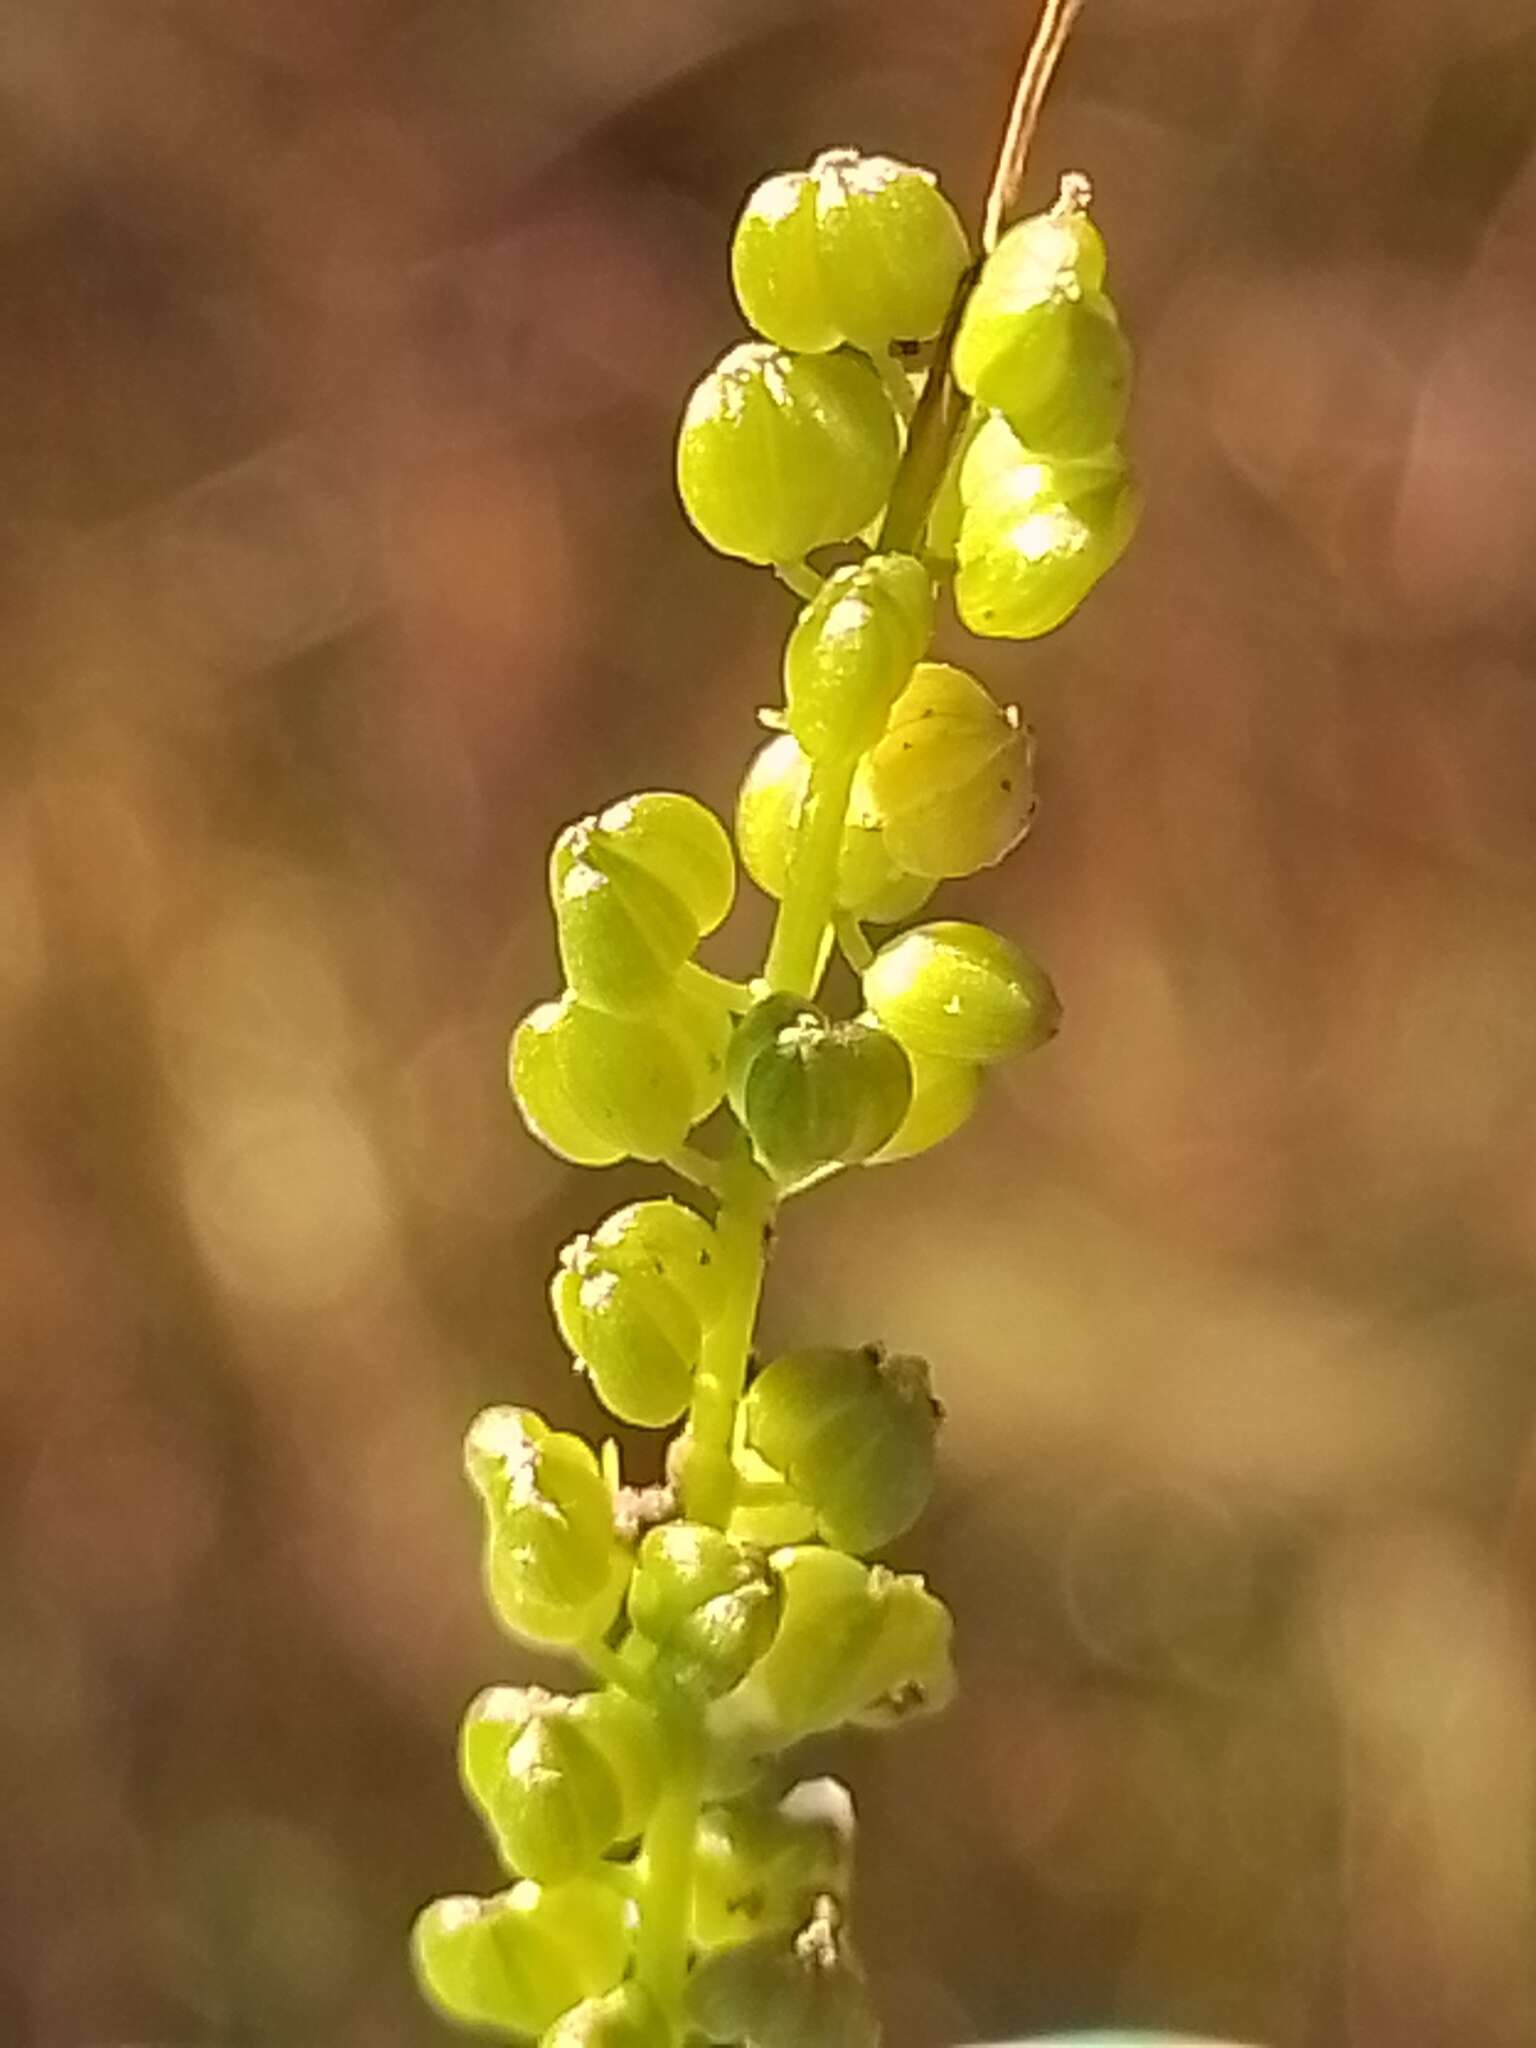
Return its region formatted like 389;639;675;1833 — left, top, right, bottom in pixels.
490;1708;623;1884
627;1521;781;1697
867;661;1035;879
782;553;933;765
542;1983;670;2048
566;1688;664;1840
589;791;735;936
735;1005;912;1184
585;1196;724;1327
685;1903;879;2048
509;992;700;1166
743;1345;940;1555
862;920;1060;1065
955;433;1138;640
465;1407;626;1647
690;1778;855;1950
550;832;697;1016
732;150;970;357
849;1568;957;1728
865;1045;981;1165
676;342;900;566
411;1878;629;2040
952;203;1130;458
552;1243;701;1429
735;737;923;923
734;1546;886;1739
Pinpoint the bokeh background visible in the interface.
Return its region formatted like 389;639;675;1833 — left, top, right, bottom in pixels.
4;1;1536;2044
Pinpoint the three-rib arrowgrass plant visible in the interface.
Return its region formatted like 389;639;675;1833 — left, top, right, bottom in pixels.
414;6;1136;2043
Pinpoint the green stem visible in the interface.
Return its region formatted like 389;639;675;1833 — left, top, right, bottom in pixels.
874;347;918;422
773;559;824;602
679;960;757;1013
681;1142;774;1527
834;909;874;973
633;1703;705;2023
763;752;857;998
876;264;979;557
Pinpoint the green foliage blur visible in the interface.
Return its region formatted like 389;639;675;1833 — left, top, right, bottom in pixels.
3;2;1536;2045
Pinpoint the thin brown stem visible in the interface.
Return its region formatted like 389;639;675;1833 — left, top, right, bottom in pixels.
981;0;1087;251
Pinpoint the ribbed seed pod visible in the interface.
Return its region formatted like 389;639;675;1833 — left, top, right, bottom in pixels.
732;149;970;356
464;1406;626;1647
736;1006;913;1183
541;1983;670;2048
865;1044;982;1165
565;1689;664;1840
953;200;1131;458
411;1879;629;2041
743;1344;940;1554
509;993;701;1165
862;920;1060;1064
585;1196;725;1326
782;553;933;764
677;343;901;566
689;1778;855;1950
685;1899;880;2048
551;1239;701;1429
867;661;1035;878
735;735;928;924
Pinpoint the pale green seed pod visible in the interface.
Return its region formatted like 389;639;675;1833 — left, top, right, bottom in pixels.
411;1878;629;2041
953;202;1130;458
585;1196;725;1327
862;919;1060;1064
541;1982;670;2048
743;1345;940;1555
464;1406;626;1647
781;553;933;764
735;735;927;923
651;969;736;1124
565;1689;664;1840
677;342;901;566
732;150;970;357
627;1522;782;1697
864;1044;982;1165
684;1901;879;2048
955;433;1139;641
689;1778;854;1950
548;791;735;1014
867;661;1035;879
849;1568;957;1728
509;993;701;1165
493;1709;623;1884
733;1546;885;1740
551;1242;701;1429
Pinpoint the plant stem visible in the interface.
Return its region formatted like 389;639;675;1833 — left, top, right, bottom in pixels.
680;1141;775;1527
633;1703;705;2023
763;752;857;997
981;0;1087;252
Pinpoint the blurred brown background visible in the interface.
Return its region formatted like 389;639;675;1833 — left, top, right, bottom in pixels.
4;1;1536;2044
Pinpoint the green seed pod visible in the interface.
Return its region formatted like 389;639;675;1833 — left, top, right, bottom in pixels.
565;1688;664;1840
690;1778;855;1950
862;919;1060;1065
735;737;924;923
411;1878;629;2041
955;431;1139;641
782;553;933;764
743;1345;940;1555
676;342;900;566
494;1709;623;1884
588;791;735;936
550;830;698;1016
866;661;1035;879
849;1568;957;1728
725;992;819;1124
952;202;1130;458
542;1983;670;2048
865;1045;981;1165
739;1010;913;1183
685;1901;879;2048
733;1546;886;1740
509;994;701;1166
551;1242;701;1429
732;150;970;357
652;968;736;1124
465;1407;626;1647
585;1196;724;1327
627;1521;782;1697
